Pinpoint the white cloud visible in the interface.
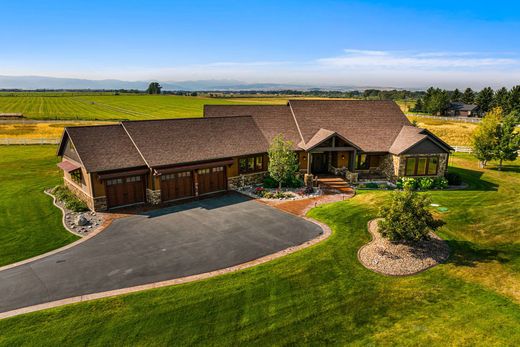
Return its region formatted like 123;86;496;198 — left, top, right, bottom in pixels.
318;49;519;69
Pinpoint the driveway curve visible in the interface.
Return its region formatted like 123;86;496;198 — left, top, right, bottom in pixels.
0;193;322;313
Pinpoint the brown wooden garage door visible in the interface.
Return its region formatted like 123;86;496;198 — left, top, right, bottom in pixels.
197;166;227;195
105;175;145;209
160;171;194;202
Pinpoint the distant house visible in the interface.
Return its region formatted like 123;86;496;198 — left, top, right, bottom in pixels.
57;100;453;211
444;102;482;117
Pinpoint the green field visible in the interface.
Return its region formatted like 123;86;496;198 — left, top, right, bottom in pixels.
0;94;287;121
0;146;78;267
0;148;519;345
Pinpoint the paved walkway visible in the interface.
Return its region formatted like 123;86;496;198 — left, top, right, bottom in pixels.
0;193;322;314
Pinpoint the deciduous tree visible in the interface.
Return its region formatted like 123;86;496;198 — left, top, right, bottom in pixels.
472;108;501;168
268;134;299;189
146;82;162;94
494;113;520;170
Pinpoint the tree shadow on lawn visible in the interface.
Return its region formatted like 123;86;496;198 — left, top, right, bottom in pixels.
488;165;520;174
443;239;515;268
448;166;499;191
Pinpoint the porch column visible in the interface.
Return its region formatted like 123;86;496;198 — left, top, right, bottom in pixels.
307;152;311;173
349;150;356;171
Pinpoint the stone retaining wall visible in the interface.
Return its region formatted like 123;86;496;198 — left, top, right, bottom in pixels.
228;171;268;189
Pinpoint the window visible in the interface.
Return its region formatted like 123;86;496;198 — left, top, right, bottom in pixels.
106;178;123;186
239;155;264;174
126;176;141;183
197;168;210;175
404;156;439;176
427;157;438;175
356;154;369;170
212;166;224;172
71;169;82;184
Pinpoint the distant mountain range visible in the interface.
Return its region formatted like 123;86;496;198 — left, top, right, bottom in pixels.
0;75;400;91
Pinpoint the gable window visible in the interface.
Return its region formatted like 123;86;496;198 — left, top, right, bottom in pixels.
404;156;439;176
239;155;264;174
71;169;82;184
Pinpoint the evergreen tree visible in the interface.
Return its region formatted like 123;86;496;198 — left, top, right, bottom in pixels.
494;113;520;170
472;108;501;168
413;98;424;112
423;88;450;115
451;88;462;102
146;82;162;94
493;87;510;112
508;85;520;113
462;87;475;104
475;87;494;113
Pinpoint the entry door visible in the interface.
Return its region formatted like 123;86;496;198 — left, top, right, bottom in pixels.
311;153;328;174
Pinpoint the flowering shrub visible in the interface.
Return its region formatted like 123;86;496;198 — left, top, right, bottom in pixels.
254;187;266;197
296;186;314;195
433;177;449;189
418;177;434;190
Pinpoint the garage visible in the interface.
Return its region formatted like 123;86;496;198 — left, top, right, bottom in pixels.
160;171;194;202
105;175;146;209
197;166;227;195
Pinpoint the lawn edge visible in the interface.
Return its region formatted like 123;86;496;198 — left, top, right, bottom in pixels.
0;217;331;320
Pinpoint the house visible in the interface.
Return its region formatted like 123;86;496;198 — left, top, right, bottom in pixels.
444;102;482;117
57;100;453;211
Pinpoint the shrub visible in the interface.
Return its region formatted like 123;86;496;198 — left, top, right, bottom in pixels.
396;179;403;189
445;172;462;186
378;183;388;189
433;177;449;189
272;190;291;199
418;177;434;190
263;175;278;189
284;175;304;188
254;187;266;197
365;182;379;189
52;185;89;212
296;186;314;195
378;189;445;242
401;177;417;190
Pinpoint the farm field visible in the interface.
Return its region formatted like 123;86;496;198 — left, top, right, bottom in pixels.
0;121;114;139
407;115;478;146
0;149;519;345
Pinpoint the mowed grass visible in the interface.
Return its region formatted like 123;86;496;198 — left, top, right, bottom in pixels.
0;146;78;266
0;94;286;121
0;154;519;345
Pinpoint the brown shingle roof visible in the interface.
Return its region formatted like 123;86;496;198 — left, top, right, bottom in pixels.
388;126;427;154
62;125;147;172
289;99;411;152
203;105;302;147
121;116;269;168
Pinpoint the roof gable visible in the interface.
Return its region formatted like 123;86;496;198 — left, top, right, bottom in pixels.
289;100;411;152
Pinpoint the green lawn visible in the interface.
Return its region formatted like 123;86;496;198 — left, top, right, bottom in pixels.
0;94;285;121
0;153;519;345
0;146;78;267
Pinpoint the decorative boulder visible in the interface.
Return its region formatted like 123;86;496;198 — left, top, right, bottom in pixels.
75;215;89;226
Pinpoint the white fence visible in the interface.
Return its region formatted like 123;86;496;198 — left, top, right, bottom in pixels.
452;146;473;153
0;138;60;145
407;114;482;123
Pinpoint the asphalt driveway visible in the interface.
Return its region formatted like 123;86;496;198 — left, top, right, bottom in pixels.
0;193;322;313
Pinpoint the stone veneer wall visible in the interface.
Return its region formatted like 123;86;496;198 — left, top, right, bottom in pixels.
146;189;162;205
395;153;448;178
93;196;108;211
64;179;94;210
379;154;397;181
228;171;268;189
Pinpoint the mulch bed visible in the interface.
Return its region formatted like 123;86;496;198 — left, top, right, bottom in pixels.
358;219;450;276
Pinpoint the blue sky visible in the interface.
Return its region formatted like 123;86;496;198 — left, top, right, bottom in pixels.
2;0;520;88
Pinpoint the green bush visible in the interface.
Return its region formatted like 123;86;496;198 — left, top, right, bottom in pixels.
283;175;304;188
418;177;434;190
378;189;445;242
433;177;449;189
263;175;278;188
445;172;462;186
52;185;89;212
402;177;418;190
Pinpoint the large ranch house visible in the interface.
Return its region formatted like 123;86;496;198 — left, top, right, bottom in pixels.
57;100;453;211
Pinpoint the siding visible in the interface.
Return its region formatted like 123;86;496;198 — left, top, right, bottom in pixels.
404;138;448;154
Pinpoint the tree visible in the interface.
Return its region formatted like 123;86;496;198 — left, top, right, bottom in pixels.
493;87;509;112
378;189;444;242
451;88;462;102
268;134;299;189
472;108;501;168
494;113;520;170
462;87;475;104
423;88;449;115
146;82;162;94
475;87;494;113
508;85;520;114
412;98;423;112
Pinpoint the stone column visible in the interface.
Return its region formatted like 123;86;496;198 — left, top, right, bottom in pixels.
304;173;314;188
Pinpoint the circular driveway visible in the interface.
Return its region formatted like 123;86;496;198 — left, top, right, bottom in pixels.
0;193;322;313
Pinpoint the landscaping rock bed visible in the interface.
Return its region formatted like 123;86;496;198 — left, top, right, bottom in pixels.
236;185;323;201
45;189;105;237
358;218;450;276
